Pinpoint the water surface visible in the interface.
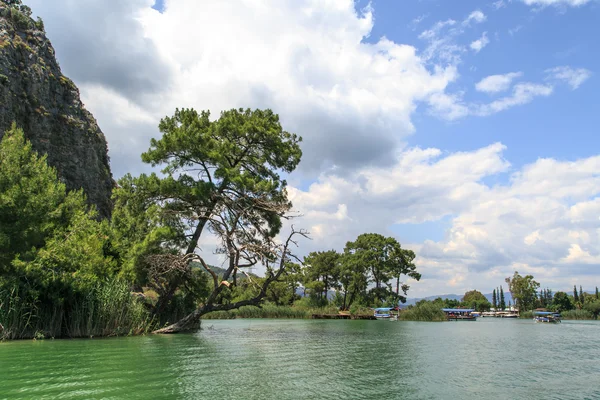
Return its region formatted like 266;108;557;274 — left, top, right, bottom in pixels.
1;318;599;399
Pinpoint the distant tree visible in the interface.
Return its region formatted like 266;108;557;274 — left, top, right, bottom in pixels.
596;286;599;300
303;250;341;301
552;291;573;312
574;285;579;304
583;300;600;320
337;252;368;311
580;285;584;304
343;233;420;305
492;289;497;309
462;290;491;312
499;286;506;310
505;271;540;311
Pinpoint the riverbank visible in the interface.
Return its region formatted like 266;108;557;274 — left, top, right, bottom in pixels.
519;309;597;320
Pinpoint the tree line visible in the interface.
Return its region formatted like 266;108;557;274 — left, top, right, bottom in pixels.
0;108;423;339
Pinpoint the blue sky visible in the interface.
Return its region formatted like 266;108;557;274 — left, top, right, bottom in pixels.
359;0;599;172
27;0;600;295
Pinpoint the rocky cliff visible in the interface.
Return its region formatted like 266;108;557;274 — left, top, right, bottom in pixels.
0;3;113;217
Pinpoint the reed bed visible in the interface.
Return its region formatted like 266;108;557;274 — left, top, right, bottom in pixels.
398;302;446;322
0;279;154;340
202;303;341;319
560;309;594;320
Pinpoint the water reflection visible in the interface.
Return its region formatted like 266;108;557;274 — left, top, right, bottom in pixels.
1;319;600;399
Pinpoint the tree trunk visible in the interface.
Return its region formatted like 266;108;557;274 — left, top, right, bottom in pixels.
153;307;206;334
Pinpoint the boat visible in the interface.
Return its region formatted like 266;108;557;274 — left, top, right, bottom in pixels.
533;311;561;323
501;312;519;318
481;311;496;317
442;308;477;321
373;307;394;320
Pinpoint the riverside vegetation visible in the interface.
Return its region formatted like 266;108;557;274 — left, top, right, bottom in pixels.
2;116;598;339
0;106;422;339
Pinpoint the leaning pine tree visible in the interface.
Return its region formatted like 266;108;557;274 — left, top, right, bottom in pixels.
128;108;305;333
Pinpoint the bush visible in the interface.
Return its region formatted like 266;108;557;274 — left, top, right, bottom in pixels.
399;302;446;321
561;309;594;320
0;278;154;340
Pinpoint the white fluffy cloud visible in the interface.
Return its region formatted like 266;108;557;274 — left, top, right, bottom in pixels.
464;10;487;25
545;66;592;89
476;72;523;93
289;146;600;295
22;0;598;296
470;32;490;53
30;0;461;176
430;81;553;120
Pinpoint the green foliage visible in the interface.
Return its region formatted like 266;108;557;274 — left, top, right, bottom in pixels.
399;302;446;322
0;125;152;339
583;300;600;320
462;290;491;312
303;250;340;300
140;108;302;254
0;278;152;340
505;271;540;311
552;291;573;312
342;233;420;307
499;286;506;310
0;124;87;270
560;309;594;320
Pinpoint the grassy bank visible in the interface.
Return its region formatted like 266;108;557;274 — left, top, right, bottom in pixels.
520;310;596;320
0;279;154;340
398;302;446;322
202;304;341;319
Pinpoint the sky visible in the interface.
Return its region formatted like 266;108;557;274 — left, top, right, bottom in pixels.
24;0;600;297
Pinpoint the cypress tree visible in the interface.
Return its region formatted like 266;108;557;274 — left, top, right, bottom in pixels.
596;286;599;300
500;286;506;310
580;285;584;304
574;285;579;303
492;289;497;309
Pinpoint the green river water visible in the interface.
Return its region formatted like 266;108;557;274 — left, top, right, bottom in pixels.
1;318;599;399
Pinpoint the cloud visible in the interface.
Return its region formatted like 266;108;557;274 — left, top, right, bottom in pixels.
31;0;460;177
430;81;553;120
493;1;507;9
522;0;592;7
476;82;553;115
26;0;172;104
470;32;490;53
476;72;523;93
418;9;488;63
289;145;600;295
545;66;592;89
463;10;487;25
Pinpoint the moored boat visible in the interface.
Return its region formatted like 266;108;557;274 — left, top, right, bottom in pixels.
533;311;561;323
373;307;394;320
442;308;477;321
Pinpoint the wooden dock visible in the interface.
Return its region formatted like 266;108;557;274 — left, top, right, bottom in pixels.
311;314;376;320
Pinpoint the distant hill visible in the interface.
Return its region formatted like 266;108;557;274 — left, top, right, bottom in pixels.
403;292;514;307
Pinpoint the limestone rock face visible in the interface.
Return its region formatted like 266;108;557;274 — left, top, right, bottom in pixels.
0;4;113;217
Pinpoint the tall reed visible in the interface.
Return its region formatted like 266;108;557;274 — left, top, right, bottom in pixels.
398;302;446;321
1;279;154;340
560;309;594;320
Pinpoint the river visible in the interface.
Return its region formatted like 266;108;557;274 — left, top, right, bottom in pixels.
1;318;599;399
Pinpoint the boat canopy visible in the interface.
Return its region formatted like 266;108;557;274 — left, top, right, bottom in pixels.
374;307;393;311
534;311;556;315
442;308;474;312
